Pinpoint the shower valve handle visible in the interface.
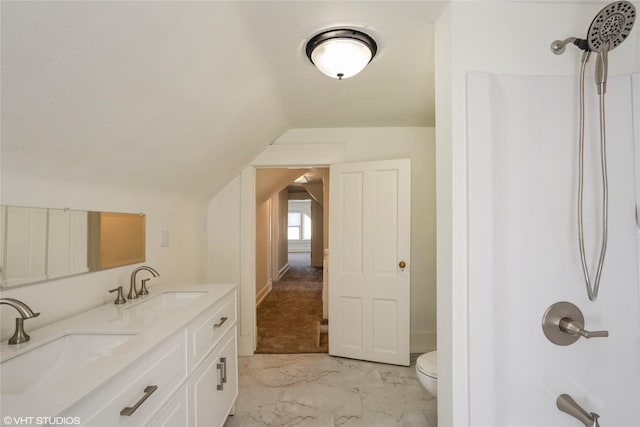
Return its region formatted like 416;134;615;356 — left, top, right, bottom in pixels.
559;318;608;339
542;301;609;346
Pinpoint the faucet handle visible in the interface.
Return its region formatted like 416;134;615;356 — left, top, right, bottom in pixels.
139;279;150;296
1;298;40;344
109;287;127;305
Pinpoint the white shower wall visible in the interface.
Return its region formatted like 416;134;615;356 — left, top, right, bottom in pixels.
467;72;640;425
635;74;640;294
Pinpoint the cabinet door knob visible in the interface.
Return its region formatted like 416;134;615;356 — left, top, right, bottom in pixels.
399;261;406;269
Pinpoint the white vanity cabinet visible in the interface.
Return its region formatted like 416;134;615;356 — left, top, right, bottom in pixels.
189;328;237;427
187;290;238;427
64;330;188;427
145;384;189;427
53;287;238;427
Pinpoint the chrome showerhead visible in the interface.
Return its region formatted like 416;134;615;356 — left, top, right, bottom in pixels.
587;1;636;94
587;1;636;53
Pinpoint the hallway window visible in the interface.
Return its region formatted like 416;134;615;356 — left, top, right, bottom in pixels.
288;200;311;241
288;211;311;240
288;212;302;240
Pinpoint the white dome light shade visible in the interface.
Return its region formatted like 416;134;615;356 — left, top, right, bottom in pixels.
311;39;372;79
306;29;377;80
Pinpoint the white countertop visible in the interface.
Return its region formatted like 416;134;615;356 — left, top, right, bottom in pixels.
0;282;237;419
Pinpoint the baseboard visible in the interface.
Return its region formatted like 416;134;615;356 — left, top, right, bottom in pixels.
410;330;437;353
288;247;311;253
277;263;290;280
256;281;272;306
237;334;254;356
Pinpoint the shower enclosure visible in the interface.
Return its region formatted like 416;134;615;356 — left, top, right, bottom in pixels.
437;1;640;425
467;70;639;426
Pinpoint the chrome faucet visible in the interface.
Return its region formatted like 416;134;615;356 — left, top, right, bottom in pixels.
557;394;600;427
128;266;159;299
0;298;40;344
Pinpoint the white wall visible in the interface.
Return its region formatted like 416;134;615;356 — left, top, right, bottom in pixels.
255;198;271;305
436;1;640;424
434;5;455;425
208;130;434;354
207;175;241;284
0;175;205;341
468;71;639;426
274;189;289;279
275;127;437;352
310;199;323;268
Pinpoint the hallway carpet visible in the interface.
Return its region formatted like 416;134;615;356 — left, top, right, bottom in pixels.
256;253;327;354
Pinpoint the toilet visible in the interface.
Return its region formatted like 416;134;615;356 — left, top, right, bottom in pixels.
415;351;437;397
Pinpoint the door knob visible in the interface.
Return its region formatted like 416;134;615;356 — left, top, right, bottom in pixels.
398;261;406;269
542;301;609;346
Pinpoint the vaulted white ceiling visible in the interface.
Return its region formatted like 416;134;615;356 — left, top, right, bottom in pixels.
1;1;446;200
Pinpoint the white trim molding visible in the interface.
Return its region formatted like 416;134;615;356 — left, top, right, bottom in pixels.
239;166;257;356
239;144;345;356
252;144;345;167
256;280;273;306
277;263;290;281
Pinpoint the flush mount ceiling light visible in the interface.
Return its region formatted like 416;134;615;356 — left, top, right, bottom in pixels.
305;28;377;80
293;174;308;184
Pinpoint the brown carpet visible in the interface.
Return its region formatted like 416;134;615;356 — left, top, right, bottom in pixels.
256;253;328;354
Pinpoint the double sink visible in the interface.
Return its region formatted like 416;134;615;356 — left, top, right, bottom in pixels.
0;291;206;398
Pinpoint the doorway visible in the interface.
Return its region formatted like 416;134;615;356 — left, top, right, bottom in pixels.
254;167;329;353
233;143;343;356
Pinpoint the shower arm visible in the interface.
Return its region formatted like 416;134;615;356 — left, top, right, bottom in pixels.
550;37;590;55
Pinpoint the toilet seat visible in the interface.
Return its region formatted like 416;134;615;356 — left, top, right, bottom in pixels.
416;351;437;379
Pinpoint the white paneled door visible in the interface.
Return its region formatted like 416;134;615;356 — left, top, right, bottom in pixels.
329;159;411;366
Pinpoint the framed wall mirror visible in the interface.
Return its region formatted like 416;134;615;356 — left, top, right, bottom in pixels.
0;206;146;288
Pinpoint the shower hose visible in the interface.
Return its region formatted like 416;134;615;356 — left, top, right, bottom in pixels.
577;50;608;302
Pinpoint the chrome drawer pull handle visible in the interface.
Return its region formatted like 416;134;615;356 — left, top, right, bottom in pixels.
120;385;158;416
220;357;227;384
213;317;228;329
216;363;224;391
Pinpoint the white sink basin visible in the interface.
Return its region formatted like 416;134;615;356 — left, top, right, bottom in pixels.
1;333;136;395
125;291;206;311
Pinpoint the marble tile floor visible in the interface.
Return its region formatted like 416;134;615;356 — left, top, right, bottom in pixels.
224;353;437;427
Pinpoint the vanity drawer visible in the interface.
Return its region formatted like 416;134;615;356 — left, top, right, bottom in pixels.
66;330;187;426
187;290;236;372
144;383;188;427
